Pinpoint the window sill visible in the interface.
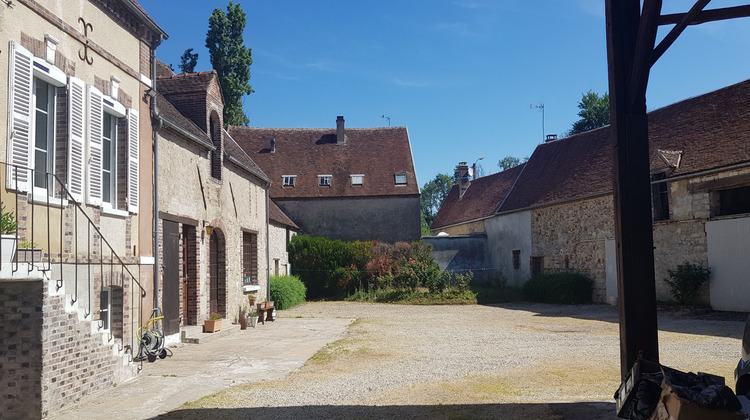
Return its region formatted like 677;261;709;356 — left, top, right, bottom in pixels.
102;206;129;218
28;192;67;209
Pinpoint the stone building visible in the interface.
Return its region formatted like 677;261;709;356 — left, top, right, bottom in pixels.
155;61;291;339
228;117;421;244
0;0;166;417
431;79;750;311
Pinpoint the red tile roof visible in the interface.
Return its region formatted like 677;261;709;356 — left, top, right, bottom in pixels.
227;124;420;198
431;164;526;229
434;78;750;226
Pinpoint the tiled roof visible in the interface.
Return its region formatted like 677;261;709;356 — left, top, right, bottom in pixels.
156;60;174;78
157;70;220;97
157;92;212;149
434;78;750;225
431;164;526;229
499;127;613;212
223;131;270;184
269;200;299;229
227;125;420;198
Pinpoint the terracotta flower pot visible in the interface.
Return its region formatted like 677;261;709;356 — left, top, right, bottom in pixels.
203;319;222;333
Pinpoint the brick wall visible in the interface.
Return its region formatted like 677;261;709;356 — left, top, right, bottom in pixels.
0;281;43;419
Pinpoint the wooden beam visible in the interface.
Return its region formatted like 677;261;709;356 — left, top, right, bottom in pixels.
652;0;711;65
606;0;660;379
629;0;662;108
659;5;750;25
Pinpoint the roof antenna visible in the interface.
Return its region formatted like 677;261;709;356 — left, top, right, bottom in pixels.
381;114;391;127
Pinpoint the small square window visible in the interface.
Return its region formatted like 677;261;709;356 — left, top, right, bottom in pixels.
318;175;331;186
395;173;407;185
350;174;364;186
282;175;296;187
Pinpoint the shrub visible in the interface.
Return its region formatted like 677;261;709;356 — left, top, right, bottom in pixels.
451;270;474;291
425;269;451;294
522;272;593;304
269;275;307;310
0;205;17;235
663;262;711;305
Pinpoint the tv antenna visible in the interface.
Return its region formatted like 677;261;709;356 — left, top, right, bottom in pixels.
530;104;545;141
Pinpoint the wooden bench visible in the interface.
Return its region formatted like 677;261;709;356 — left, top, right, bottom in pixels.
256;305;275;325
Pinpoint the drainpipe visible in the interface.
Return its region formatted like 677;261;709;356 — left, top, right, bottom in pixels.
266;184;271;301
151;35;163;309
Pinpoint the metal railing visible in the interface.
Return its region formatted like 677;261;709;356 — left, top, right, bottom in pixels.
1;162;146;367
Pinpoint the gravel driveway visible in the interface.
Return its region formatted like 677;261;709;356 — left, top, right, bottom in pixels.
161;302;745;420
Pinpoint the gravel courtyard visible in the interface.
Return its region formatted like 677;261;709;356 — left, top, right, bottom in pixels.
161;302;745;420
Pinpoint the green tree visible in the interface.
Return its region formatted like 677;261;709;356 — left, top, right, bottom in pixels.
178;48;199;74
498;155;528;171
570;91;610;135
206;1;254;126
421;173;454;232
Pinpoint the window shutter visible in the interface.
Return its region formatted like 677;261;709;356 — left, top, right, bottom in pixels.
6;41;33;191
67;77;86;202
127;108;139;213
86;85;103;206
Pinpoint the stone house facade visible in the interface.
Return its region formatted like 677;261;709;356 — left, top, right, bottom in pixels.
155;62;280;337
0;0;166;417
431;79;750;311
228;117;422;243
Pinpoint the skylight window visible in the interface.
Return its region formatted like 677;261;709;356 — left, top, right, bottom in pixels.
350;174;364;186
282;175;296;187
394;173;407;185
318;175;332;186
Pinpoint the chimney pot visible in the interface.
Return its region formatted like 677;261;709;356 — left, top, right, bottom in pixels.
545;134;558;142
336;116;346;144
457;162;470;199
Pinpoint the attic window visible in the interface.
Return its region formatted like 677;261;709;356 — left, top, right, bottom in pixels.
394;173;407;185
318;175;331;186
282;175;296;187
350;174;364;186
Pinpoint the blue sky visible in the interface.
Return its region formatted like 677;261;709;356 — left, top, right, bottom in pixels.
138;0;750;186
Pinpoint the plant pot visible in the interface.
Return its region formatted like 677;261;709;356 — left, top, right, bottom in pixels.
250;316;259;328
239;313;248;330
14;248;42;263
203;319;222;333
1;234;17;263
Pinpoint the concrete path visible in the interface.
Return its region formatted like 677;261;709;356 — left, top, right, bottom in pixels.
51;317;353;420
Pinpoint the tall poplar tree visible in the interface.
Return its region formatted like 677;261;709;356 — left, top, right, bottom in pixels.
206;1;254;126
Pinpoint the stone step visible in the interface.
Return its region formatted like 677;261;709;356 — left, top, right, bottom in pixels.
180;320;243;344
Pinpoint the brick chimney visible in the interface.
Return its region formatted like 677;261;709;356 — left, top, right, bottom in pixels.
457;162;470;199
336;116;346;144
270;138;276;153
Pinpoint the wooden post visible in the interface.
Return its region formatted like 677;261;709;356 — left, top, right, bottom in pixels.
606;0;660;379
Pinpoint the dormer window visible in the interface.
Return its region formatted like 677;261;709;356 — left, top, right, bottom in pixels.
318;175;331;186
350;174;364;186
282;175;296;187
394;173;407;185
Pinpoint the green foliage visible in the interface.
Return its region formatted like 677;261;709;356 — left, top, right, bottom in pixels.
269;275;307;310
206;1;254;126
208;312;222;320
420;173;454;229
287;235;372;299
522;272;593;304
178;48;199;74
570;91;610;135
0;205;17;235
498;156;528;171
663;262;711;305
451;270;474;291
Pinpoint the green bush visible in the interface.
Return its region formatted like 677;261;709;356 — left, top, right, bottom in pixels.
269;275;306;310
522;271;593;304
663;262;711;305
287;235;372;299
0;205;17;235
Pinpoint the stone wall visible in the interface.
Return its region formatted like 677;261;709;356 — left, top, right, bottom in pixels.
530;195;614;302
275;195;421;244
430;219;486;236
269;223;293;278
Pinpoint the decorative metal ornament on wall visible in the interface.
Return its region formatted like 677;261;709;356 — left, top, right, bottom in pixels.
78;17;93;65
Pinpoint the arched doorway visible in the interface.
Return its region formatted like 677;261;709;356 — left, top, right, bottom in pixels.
208;229;226;317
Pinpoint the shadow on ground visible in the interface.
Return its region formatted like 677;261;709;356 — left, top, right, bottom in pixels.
158;401;617;419
480;301;747;339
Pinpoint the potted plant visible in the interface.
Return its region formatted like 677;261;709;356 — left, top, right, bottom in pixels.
239;306;248;330
15;240;41;263
248;295;256;308
249;310;259;328
203;312;222;333
0;205;17;263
